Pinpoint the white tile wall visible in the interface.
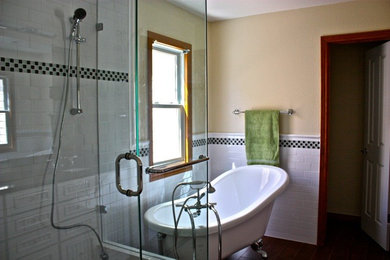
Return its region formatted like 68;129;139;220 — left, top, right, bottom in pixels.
5;186;52;216
59;213;98;242
8;229;59;259
61;233;99;260
0;240;6;260
0;0;108;258
18;245;60;260
208;132;320;245
1;0;208;258
6;206;51;238
0;216;5;242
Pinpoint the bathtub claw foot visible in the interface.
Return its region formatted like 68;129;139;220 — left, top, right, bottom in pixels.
258;249;268;259
251;239;268;259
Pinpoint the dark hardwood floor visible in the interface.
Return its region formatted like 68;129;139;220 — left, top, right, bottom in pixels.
225;218;390;259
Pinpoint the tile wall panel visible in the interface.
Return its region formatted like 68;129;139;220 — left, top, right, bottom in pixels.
6;206;51;238
18;245;59;260
5;186;52;216
8;229;59;259
61;234;98;260
59;212;98;242
0;240;7;260
0;217;5;242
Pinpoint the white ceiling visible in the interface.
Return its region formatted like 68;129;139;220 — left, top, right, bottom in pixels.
169;0;359;22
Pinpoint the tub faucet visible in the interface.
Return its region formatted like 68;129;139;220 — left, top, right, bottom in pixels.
171;180;216;259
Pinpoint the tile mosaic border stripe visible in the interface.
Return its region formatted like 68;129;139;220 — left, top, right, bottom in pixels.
208;137;320;149
192;138;207;147
0;57;128;82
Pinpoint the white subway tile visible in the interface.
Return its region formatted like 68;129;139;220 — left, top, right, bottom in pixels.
58;212;98;241
0;240;6;259
56;197;97;222
56;175;97;202
8;229;59;259
5;185;52;216
60;233;98;260
6;206;51;238
18;244;60;260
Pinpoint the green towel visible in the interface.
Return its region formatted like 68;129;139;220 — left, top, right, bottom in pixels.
245;110;280;166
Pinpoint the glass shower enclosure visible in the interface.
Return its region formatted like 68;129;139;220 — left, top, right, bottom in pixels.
0;0;208;259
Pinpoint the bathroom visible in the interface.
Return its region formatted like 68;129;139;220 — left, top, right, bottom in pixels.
0;0;390;259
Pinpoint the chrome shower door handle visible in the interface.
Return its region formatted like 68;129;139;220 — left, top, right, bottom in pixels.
115;153;143;197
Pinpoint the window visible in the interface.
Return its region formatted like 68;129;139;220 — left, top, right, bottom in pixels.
147;31;192;181
0;76;14;152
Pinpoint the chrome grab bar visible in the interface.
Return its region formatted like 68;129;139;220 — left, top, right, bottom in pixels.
115;153;143;197
145;155;209;174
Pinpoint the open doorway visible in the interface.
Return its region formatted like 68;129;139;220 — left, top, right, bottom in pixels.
327;41;385;243
319;29;390;247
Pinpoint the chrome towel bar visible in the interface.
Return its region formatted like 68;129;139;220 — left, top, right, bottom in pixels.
233;108;294;115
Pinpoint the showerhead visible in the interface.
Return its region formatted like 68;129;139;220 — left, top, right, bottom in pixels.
73;8;87;21
71;8;87;35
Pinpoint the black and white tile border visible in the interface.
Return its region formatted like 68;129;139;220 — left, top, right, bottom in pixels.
129;147;149;157
0;57;128;82
208;137;245;146
192;138;207;147
280;139;320;149
208;137;320;149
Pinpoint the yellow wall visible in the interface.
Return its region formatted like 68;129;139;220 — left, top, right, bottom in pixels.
138;0;207;140
208;0;390;135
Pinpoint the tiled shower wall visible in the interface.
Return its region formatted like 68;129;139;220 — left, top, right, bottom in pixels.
0;0;127;258
208;133;320;245
1;1;208;259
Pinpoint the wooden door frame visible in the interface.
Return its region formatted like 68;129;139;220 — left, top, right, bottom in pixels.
319;29;390;246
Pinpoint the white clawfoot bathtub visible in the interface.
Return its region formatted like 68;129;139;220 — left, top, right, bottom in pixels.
144;165;289;259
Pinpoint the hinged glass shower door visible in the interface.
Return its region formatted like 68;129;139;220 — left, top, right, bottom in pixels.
97;0;208;259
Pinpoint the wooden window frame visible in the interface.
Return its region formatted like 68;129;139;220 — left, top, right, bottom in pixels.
147;31;192;181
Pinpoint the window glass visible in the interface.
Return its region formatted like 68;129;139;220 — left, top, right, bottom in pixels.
0;79;5;111
152;49;179;104
152;107;183;163
147;32;192;180
0;112;7;145
0;78;10;147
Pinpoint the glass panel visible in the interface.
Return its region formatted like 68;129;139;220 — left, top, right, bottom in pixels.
152;49;179;104
0;112;7;145
153;107;183;163
1;0;207;259
97;0;142;258
0;0;103;258
139;0;208;259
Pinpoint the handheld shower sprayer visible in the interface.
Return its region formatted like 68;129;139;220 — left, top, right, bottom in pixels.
69;8;86;116
70;8;87;36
